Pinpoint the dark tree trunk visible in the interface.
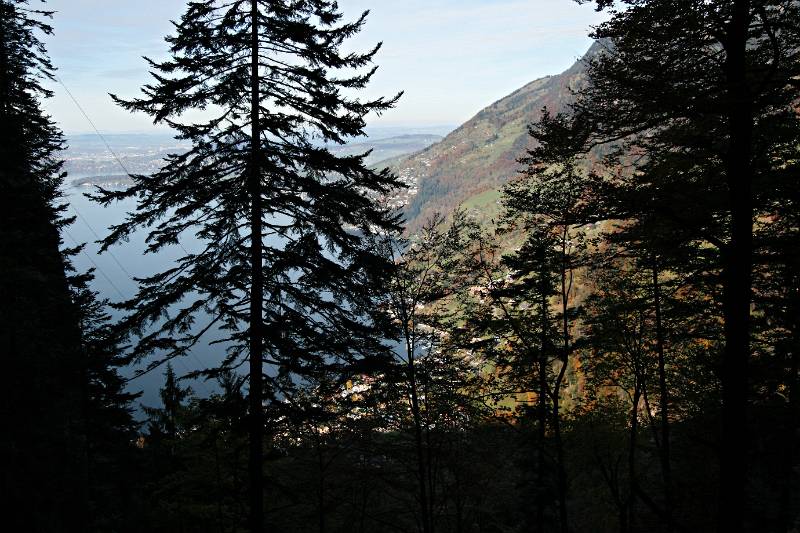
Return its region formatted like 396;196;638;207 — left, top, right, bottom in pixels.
651;263;672;530
424;407;436;533
408;342;432;533
537;291;549;533
628;378;642;533
553;393;568;533
553;228;570;533
780;270;799;529
248;1;264;532
213;439;225;533
719;2;754;532
317;439;326;533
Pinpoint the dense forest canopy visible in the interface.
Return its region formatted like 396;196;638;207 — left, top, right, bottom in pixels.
2;1;798;532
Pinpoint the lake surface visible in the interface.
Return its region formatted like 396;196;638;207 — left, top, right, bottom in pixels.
65;177;399;411
66;185;223;408
60;131;426;409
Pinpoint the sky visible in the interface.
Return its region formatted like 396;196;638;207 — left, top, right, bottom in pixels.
41;0;607;135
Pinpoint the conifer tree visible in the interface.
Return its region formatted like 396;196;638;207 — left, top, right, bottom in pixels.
456;220;561;532
144;363;192;445
501;109;596;533
385;212;483;533
573;2;800;529
70;272;140;529
95;2;402;530
0;1;89;529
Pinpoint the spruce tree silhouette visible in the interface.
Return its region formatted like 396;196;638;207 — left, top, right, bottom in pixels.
503;109;595;533
0;1;100;529
95;2;402;531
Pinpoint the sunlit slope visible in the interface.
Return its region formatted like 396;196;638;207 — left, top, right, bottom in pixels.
385;42;600;231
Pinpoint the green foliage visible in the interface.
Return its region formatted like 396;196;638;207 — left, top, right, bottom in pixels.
571;1;800;529
6;2;800;532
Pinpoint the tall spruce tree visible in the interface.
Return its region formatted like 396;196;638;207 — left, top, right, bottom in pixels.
70;271;140;529
0;1;90;529
573;1;800;529
95;1;402;531
502;109;596;533
456;219;562;532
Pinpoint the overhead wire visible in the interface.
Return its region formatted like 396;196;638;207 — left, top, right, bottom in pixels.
63;227;128;302
56;75;213;395
55;74;193;259
67;219;210;394
55;75;129;178
63;229;206;390
70;202;135;280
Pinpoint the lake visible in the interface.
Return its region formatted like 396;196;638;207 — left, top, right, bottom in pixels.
66;185;224;408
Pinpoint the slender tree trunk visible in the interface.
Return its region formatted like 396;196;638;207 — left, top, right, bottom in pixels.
359;481;368;533
537;361;548;533
619;506;628;533
0;8;9;118
317;437;326;533
248;1;264;532
553;393;568;533
213;438;225;533
408;346;432;533
780;271;799;529
628;377;642;533
424;405;436;533
0;7;8;115
651;263;672;530
553;227;570;533
537;291;549;533
719;3;753;532
455;477;464;533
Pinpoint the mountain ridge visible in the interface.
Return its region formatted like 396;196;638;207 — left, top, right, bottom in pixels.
388;42;602;230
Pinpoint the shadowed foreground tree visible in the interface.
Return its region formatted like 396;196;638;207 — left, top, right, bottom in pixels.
582;258;675;532
501;109;595;533
573;1;800;529
71;273;140;530
95;1;402;531
384;213;491;533
449;212;562;533
1;3;139;530
0;1;87;529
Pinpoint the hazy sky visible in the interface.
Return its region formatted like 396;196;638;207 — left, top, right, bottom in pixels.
41;0;606;134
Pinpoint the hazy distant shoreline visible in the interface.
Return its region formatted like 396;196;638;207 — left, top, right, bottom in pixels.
71;174;134;188
67;132;445;189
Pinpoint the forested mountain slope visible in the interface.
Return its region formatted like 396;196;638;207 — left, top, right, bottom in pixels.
389;42;601;230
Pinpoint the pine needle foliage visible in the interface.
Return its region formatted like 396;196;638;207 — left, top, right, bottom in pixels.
95;0;403;403
93;3;403;529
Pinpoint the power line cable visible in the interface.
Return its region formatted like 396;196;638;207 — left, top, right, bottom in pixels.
64;229;206;390
56;74;193;258
67;214;210;386
70;202;136;280
56;77;144;285
57;76;212;394
56;75;131;177
63;227;128;301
